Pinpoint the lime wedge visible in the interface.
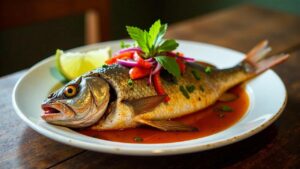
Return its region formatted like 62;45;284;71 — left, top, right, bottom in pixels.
56;47;111;80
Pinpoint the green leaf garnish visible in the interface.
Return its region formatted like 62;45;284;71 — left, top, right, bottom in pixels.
148;20;162;48
126;20;176;57
133;136;143;142
155;24;167;47
221;105;233;112
205;66;212;74
186;85;195;93
180;85;190;99
215;105;233;118
127;79;134;86
126;26;150;54
191;70;201;80
125;20;181;78
215;104;233;112
158;39;179;53
155;56;180;78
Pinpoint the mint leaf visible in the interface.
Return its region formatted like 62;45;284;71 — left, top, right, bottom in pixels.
155;56;180;78
126;20;179;61
154;24;167;47
148;20;161;48
126;26;149;53
158;39;179;53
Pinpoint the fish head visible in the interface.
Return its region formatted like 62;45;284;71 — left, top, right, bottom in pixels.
41;75;110;128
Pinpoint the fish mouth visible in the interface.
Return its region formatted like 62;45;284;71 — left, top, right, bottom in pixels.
42;104;60;114
41;103;66;121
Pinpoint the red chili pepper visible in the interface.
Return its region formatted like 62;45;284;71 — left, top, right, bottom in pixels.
133;52;152;69
105;51;135;65
129;67;151;80
153;72;170;102
177;52;184;57
176;58;186;74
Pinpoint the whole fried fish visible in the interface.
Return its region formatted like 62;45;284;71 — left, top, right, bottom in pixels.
41;41;288;131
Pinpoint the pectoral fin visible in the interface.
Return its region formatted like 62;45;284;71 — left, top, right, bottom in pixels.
124;95;166;114
136;118;198;132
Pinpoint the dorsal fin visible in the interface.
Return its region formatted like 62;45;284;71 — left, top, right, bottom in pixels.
123;95;166;114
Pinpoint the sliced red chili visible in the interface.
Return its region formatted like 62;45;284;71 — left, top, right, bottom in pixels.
134;52;152;68
176;58;186;74
153;72;170;102
129;67;151;80
105;51;135;65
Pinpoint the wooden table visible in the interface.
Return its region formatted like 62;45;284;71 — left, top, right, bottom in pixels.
1;5;299;169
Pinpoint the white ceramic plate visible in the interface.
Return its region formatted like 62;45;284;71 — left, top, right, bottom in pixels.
12;40;287;156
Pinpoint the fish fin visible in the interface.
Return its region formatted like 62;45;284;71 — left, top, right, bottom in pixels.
245;40;289;74
218;92;238;102
254;53;289;74
135;118;198;132
124;95;166;114
246;40;272;64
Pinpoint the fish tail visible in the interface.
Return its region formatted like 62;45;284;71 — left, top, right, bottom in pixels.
245;40;289;74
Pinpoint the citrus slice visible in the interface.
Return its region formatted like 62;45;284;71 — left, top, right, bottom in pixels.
56;47;111;80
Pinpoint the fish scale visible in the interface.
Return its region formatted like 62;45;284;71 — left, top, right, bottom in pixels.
137;64;248;121
94;64;156;100
91;62;250;130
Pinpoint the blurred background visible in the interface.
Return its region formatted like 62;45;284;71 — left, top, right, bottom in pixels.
0;0;299;76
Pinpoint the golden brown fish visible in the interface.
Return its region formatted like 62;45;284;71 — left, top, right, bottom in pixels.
41;40;288;131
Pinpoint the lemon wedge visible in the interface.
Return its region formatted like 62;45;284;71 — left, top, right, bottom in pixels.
56;47;111;80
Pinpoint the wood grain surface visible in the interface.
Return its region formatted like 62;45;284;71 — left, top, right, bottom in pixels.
0;5;299;169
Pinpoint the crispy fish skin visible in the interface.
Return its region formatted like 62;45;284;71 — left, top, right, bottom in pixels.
91;62;250;130
137;64;250;120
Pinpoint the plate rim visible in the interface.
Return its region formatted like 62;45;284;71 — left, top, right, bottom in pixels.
12;40;287;155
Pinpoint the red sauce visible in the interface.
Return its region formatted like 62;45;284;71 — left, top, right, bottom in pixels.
78;86;249;144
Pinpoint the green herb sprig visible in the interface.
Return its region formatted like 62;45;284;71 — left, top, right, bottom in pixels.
191;70;201;80
186;85;195;93
205;66;212;74
133;136;143;142
126;20;180;78
180;85;190;99
127;79;134;86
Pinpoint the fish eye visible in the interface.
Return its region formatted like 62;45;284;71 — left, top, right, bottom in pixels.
63;85;78;98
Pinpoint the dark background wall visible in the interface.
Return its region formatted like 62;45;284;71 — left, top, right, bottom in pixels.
0;0;299;76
